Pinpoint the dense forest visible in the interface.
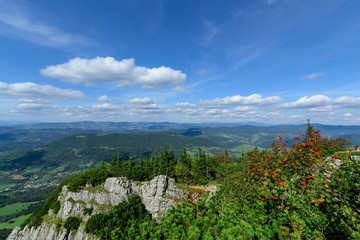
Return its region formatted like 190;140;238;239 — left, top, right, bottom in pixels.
19;123;360;239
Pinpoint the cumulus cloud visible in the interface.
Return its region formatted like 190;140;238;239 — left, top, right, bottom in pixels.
207;109;230;115
127;97;161;113
234;106;254;112
96;95;122;104
301;72;326;80
40;57;187;90
92;103;117;110
96;95;112;102
128;97;154;105
5;89;360;124
282;95;332;108
283;95;360;109
16;102;48;111
174;102;196;108
199;94;284;108
0;82;86;100
333;96;360;107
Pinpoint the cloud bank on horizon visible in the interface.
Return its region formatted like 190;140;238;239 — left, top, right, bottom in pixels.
0;0;359;124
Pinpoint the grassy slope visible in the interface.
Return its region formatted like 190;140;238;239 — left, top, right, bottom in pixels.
0;203;35;217
0;214;32;229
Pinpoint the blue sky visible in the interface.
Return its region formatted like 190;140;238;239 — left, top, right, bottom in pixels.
0;0;360;124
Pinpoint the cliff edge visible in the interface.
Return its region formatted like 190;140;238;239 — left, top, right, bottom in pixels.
7;175;183;240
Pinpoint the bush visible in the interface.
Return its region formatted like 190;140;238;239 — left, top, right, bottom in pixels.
67;166;111;192
64;216;82;231
85;195;154;239
324;159;360;238
50;200;61;214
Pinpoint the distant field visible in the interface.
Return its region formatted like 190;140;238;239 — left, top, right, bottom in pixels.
0;202;35;217
0;184;15;192
0;213;31;229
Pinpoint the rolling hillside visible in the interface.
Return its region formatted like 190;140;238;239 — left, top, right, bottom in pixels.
0;132;220;190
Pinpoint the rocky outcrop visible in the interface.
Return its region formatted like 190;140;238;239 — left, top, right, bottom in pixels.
7;175;183;240
350;155;360;161
7;225;97;240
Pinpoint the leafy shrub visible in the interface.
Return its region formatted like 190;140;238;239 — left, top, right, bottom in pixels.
324;159;360;238
67;166;111;192
50;200;61;214
64;216;82;231
85;195;154;239
319;136;353;155
152;124;360;239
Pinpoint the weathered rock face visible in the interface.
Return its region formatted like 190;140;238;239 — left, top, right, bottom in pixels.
7;175;183;240
7;225;97;240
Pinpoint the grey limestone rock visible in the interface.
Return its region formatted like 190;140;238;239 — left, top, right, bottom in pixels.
350;155;360;161
7;175;183;240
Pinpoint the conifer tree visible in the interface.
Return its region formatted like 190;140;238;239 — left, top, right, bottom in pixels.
179;147;191;169
192;147;207;183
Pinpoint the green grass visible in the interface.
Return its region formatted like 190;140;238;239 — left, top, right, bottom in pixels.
0;202;35;217
47;165;67;174
0;184;16;192
0;171;11;177
22;167;42;174
0;213;32;229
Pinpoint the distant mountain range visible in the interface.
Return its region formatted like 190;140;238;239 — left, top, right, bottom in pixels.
1;121;360;153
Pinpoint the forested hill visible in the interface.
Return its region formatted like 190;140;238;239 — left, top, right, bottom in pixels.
0;132;220;190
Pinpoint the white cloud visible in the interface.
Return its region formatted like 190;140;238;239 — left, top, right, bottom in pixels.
301;72;326;80
283;95;360;109
128;98;161;112
0;82;86;100
19;98;51;104
96;95;112;102
128;97;154;105
174;102;196;108
16;102;48;111
234;106;254;112
0;1;93;47
92;103;117;110
308;105;334;112
282;95;332;108
96;95;122;104
333;96;360;107
40;57;187;90
199;94;284;108
207;109;230;115
4;89;360;124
